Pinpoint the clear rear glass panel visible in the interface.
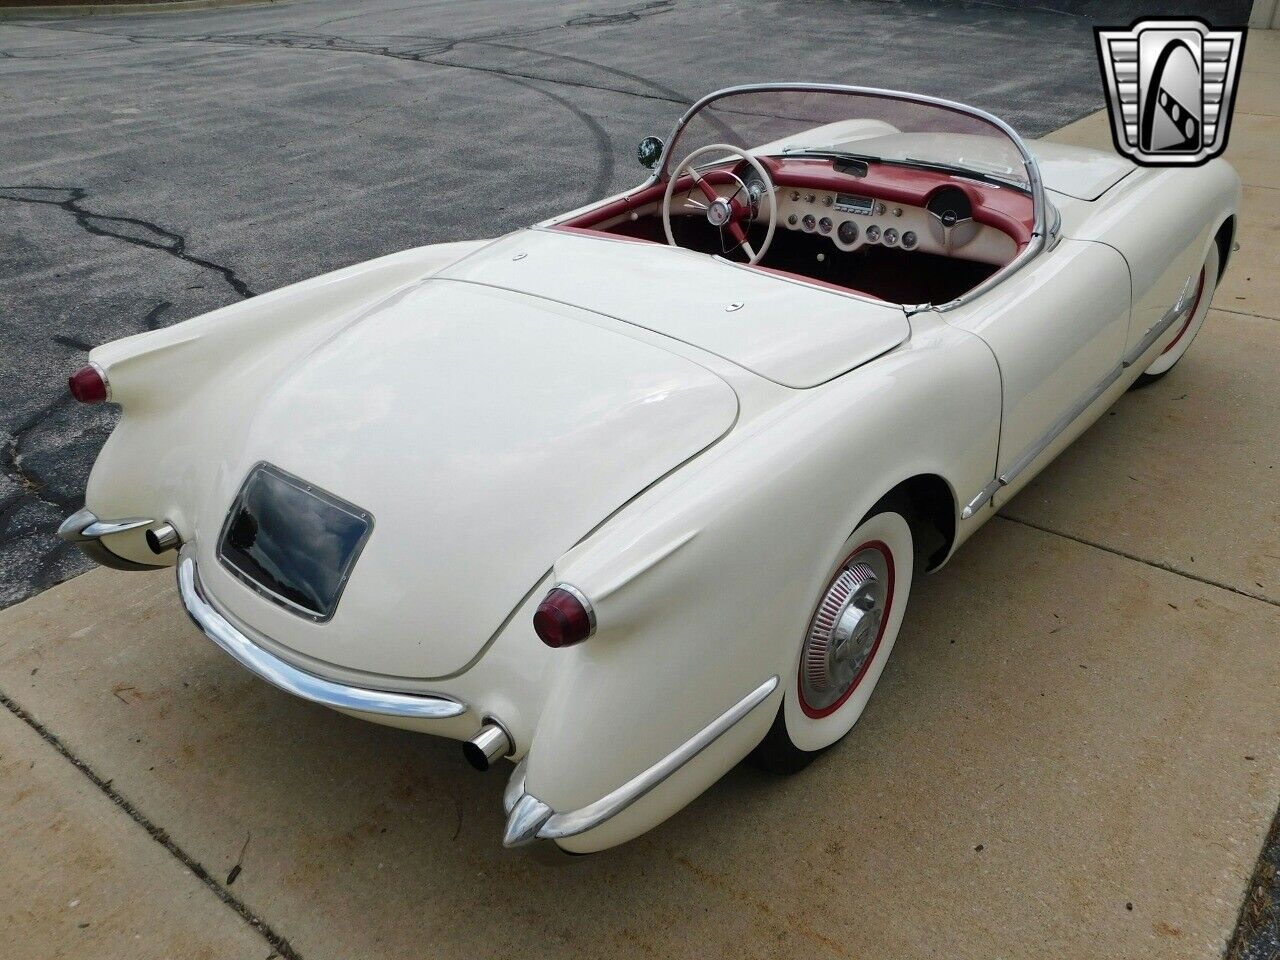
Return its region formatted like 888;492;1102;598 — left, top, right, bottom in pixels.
666;87;1030;189
218;463;372;622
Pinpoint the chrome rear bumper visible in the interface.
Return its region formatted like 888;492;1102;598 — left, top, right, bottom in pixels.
176;549;467;721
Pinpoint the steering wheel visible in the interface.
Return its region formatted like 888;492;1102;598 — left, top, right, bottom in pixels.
662;144;777;266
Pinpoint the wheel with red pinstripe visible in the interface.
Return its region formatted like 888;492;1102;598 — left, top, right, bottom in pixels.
1134;244;1218;387
750;507;914;773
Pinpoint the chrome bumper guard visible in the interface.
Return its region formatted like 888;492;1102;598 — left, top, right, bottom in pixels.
501;674;779;848
57;507;162;571
176;548;467;721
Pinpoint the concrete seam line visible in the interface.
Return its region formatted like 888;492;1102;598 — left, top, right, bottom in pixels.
997;514;1279;609
0;688;303;960
1213;305;1280;322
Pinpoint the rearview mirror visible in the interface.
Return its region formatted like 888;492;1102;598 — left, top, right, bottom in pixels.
637;136;664;169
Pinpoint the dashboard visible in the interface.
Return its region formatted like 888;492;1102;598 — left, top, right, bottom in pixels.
557;155;1036;288
748;174;1019;266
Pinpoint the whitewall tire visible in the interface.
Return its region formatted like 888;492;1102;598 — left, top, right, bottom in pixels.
750;507;914;772
1136;243;1218;385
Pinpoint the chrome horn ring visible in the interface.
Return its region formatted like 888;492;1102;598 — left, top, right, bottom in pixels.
800;547;891;714
661;143;776;266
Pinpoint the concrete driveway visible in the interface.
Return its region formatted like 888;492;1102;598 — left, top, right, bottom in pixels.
1;2;1276;959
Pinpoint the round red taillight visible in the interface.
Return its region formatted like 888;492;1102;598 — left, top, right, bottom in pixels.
533;586;595;648
68;364;108;404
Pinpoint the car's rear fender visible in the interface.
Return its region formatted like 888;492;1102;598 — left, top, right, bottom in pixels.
81;239;492;566
511;315;1000;851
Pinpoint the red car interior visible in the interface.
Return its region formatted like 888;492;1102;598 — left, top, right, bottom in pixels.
557;156;1035;305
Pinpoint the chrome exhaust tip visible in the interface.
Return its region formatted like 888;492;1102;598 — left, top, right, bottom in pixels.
145;522;181;555
464;722;513;772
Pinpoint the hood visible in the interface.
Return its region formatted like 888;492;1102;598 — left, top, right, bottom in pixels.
198;280;738;679
1032;140;1136;201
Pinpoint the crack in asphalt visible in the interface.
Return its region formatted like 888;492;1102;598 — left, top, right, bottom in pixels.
0;187;249;597
50;334;92;352
142;300;173;331
1;393;79;535
0;688;302;960
0;186;256;299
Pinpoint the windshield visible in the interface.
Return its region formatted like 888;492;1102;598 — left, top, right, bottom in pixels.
663;86;1033;191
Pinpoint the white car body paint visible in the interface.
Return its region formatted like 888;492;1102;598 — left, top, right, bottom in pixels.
69;93;1240;854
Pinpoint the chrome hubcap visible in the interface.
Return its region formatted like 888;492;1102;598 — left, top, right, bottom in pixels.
801;548;890;712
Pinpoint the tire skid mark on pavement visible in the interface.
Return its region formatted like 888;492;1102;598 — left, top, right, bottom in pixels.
498;73;617;200
10;20;692;107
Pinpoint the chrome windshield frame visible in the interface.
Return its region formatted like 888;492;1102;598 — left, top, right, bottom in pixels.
640;83;1053;312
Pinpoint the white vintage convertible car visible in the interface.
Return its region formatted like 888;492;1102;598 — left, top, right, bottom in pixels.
60;85;1238;853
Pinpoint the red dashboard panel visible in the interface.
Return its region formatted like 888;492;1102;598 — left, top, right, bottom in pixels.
756;157;1033;248
559;158;1034;249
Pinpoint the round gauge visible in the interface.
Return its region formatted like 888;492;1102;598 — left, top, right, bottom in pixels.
883;228;899;246
901;230;918;249
790;190;801;201
787;214;798;226
806;194;816;204
747;178;766;204
865;224;881;243
818;216;833;234
802;214;817;231
837;220;858;244
822;195;834;207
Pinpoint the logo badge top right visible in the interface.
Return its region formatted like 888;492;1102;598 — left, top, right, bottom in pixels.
1095;18;1247;167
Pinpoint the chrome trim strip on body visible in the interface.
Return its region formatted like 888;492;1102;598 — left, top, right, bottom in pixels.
1001;363;1125;486
961;274;1199;518
176;549;467;721
501;674;779;847
1122;273;1197;368
960;480;1002;520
